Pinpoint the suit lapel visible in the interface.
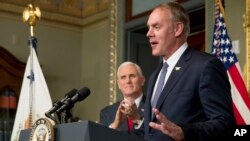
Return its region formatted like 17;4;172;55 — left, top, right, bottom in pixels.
147;65;162;107
145;64;162;129
138;95;145;116
155;47;192;109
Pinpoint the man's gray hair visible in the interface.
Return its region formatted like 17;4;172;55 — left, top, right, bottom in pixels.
155;2;190;37
117;61;144;78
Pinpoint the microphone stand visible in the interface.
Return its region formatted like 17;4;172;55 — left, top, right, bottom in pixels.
53;112;61;124
60;109;73;124
45;111;60;124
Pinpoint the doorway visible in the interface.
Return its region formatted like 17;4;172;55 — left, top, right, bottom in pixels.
125;26;160;93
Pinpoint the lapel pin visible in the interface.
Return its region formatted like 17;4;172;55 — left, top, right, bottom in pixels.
175;67;181;71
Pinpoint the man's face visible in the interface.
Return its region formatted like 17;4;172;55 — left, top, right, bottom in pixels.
146;8;176;57
117;65;145;97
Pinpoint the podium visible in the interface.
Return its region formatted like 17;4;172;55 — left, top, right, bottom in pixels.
19;120;145;141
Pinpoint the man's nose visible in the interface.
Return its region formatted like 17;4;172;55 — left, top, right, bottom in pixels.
146;28;153;37
125;77;131;83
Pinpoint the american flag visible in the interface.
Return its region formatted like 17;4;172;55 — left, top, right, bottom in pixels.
212;0;250;125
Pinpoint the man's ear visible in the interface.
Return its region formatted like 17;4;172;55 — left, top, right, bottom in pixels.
117;80;121;89
175;22;184;37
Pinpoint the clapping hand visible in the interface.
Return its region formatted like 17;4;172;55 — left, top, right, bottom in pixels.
121;99;141;121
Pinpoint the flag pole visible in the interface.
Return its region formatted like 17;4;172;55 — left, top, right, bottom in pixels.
22;3;41;128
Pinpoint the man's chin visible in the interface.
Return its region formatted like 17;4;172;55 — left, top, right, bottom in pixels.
152;52;160;56
123;91;135;96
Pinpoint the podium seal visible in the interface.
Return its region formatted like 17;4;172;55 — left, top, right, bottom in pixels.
29;118;54;141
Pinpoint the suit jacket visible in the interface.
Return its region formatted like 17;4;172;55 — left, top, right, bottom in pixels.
99;95;145;132
141;47;235;141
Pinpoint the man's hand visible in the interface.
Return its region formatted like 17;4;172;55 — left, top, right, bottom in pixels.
149;108;184;141
121;99;141;121
110;102;127;129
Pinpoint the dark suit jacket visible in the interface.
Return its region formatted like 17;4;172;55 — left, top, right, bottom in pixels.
141;47;235;141
99;95;145;132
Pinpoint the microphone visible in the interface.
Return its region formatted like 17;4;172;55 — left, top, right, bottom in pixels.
56;87;91;113
45;89;77;118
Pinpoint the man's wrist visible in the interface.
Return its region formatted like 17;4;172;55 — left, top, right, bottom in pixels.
133;115;142;122
109;123;113;128
133;116;143;125
109;122;118;129
133;116;144;129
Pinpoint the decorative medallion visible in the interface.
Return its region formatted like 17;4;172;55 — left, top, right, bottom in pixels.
29;118;54;141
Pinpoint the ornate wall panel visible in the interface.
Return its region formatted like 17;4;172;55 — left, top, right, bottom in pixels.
244;0;250;92
109;0;117;105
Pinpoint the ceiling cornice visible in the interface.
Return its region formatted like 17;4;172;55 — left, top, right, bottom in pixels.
0;0;109;27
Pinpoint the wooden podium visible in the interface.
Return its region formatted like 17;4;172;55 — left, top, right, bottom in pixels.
19;120;145;141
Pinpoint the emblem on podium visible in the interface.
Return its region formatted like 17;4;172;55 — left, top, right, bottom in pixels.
29;118;54;141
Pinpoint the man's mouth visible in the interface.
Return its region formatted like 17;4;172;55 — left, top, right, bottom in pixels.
150;41;158;47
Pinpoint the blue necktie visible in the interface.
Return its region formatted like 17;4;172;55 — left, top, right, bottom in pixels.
151;62;168;108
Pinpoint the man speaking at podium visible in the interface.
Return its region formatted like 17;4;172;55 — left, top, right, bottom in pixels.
132;1;236;141
99;61;145;132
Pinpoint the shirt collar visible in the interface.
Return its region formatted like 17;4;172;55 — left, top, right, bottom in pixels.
134;94;143;108
163;42;188;67
124;94;143;108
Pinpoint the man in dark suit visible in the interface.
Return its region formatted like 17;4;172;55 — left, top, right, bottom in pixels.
99;61;145;132
137;2;235;141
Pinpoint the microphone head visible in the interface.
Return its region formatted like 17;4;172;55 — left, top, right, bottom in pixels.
56;87;91;113
77;87;91;101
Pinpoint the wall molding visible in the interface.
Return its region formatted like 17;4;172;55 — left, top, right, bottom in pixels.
0;1;109;28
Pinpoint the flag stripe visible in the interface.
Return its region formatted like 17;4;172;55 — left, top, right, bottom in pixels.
228;64;250;109
229;74;250;124
232;104;246;125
